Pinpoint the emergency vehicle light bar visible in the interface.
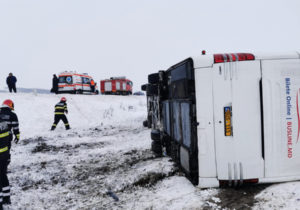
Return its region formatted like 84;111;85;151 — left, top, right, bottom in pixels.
110;77;126;80
60;71;76;74
214;53;255;63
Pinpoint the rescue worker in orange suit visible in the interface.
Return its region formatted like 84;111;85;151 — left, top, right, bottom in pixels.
0;99;20;208
51;97;70;130
90;79;95;93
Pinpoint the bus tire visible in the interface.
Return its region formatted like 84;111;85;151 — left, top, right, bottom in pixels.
143;120;148;127
141;84;147;91
148;73;159;84
147;84;158;96
151;140;162;156
170;141;180;163
151;129;160;141
162;135;171;156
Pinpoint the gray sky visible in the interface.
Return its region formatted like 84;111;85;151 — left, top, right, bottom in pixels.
0;0;300;91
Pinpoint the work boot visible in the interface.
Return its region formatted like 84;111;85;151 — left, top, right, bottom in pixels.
3;197;11;205
0;203;3;210
65;125;70;130
51;124;57;131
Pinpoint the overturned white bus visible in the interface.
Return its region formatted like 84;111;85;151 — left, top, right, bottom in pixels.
142;51;300;188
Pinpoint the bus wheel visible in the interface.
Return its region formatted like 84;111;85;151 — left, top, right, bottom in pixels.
151;129;160;141
143;120;148;127
147;84;158;96
141;84;147;91
148;73;159;84
151;140;162;156
162;135;171;156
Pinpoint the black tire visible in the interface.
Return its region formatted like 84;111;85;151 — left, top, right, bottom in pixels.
151;141;162;156
141;84;147;91
143;120;148;128
170;141;180;163
147;115;152;128
148;73;159;84
147;84;158;96
162;135;171;156
75;89;83;94
151;129;160;141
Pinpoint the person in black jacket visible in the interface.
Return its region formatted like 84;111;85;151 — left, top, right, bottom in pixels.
51;97;70;130
6;73;17;93
51;74;59;94
0;99;20;208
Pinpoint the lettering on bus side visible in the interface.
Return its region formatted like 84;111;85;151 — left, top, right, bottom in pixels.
285;78;293;158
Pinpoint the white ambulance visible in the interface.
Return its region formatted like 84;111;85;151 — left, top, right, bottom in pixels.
143;51;300;188
57;71;98;94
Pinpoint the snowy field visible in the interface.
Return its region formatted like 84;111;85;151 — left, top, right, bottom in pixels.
1;92;300;210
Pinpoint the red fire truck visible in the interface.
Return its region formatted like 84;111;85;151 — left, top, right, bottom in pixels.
100;77;133;95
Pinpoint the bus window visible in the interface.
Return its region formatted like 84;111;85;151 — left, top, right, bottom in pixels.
181;102;191;148
172;101;181;142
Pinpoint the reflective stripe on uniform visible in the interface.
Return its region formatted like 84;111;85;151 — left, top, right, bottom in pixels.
2;186;10;191
55;112;65;115
11;121;18;124
2;192;10;196
65;123;69;126
13;126;19;130
55;107;65;110
0;147;8;153
16;134;20;138
0;132;9;138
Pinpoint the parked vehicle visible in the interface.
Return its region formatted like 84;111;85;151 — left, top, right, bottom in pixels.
133;91;145;96
58;71;98;94
100;77;133;95
142;51;300;188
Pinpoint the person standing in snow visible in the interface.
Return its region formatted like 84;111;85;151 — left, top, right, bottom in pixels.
0;99;20;207
51;74;59;94
51;97;70;130
6;73;17;93
90;79;95;93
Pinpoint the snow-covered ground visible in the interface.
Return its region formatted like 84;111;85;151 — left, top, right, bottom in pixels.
1;92;300;210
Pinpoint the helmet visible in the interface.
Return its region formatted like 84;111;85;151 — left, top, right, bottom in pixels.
2;99;14;110
61;97;67;102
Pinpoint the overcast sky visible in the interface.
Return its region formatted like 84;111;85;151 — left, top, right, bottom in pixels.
0;0;300;91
